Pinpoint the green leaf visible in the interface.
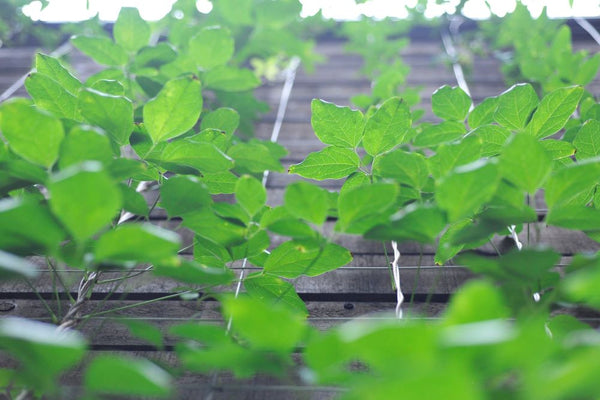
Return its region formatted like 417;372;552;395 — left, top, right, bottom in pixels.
468;96;498;129
94;223;180;267
264;239;352;278
205;66;261;91
289;146;359;180
113;7;151;52
284;181;329;225
182;209;246;248
500;133;552;193
200;171;238;194
71;35;128;66
574;119;600;160
85;355;171;398
90;79;125;96
431;85;472;121
0;318;86;389
119;184;148;217
526;86;584;139
244;273;308;316
541;139;575;160
34;53;82;94
78;88;133;146
362;97;411;156
157;139;234;174
546;206;600;230
436;160;500;221
144;76;203;143
494;83;538;130
25;73;79;120
200;107;239;137
119;319;163;349
337;183;398;233
0;197;66;254
48;162;122;242
365;203;446;243
235;175;266;217
0;250;38;280
153;258;234;285
427;135;482;179
222;296;307;353
434;219;471;265
444;280;510;324
545;158;600;208
159;175;212;218
311;99;365;148
413;121;466;148
472;124;511;157
59;126;113;169
189;27;234;70
228;141;284;173
0;99;64;168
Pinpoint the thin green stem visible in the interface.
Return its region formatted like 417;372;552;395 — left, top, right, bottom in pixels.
83;290;196;319
46;258;76;304
409;244;424;305
383;242;395;290
23;278;57;324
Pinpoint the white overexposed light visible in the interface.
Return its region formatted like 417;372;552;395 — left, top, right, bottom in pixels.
20;0;600;22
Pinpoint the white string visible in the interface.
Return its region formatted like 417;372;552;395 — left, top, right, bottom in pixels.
391;240;404;319
575;17;600;46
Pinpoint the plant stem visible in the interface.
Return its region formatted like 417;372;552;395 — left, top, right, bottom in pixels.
82;290;196;319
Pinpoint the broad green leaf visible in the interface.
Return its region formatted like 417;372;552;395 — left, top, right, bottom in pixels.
428;135;482;179
436;160;500;221
90;79;125;96
0;250;38;280
262;212;315;239
547;206;600;230
85;355;171;398
434;219;471;265
59;126;113;169
200;107;239;137
182;209;246;248
244;273;308;316
574;119;600;160
365;203;446;243
289;146;359;180
189;27;234;70
215;0;253;25
78;88;133;146
444;281;510;324
205;66;261;91
541;139;575;160
235;175;266;217
311;99;365;148
48;162;122;242
154;258;234;285
119;184;148;217
362;97;411;156
545;158;600;208
228;142;284;173
160;175;212;218
231;229;270;260
71;35;128;66
337;183;398;233
526;86;584;138
158;139;233;174
25;73;79;120
500;133;552;193
144;76;202;143
284;181;329;225
222;296;307;353
0;318;86;389
413;121;466;148
494;83;538;130
264;239;352;278
0;99;64;167
431;85;472;121
472;124;511;157
34;53;82;94
94;224;180;267
113;7;150;52
0;197;66;254
468;96;498;129
200;171;238;194
194;235;232;268
255;0;302;27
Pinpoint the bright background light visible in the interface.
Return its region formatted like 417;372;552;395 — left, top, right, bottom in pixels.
21;0;600;22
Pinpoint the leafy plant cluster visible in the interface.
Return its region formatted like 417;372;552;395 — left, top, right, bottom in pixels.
479;3;600;94
2;2;600;400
